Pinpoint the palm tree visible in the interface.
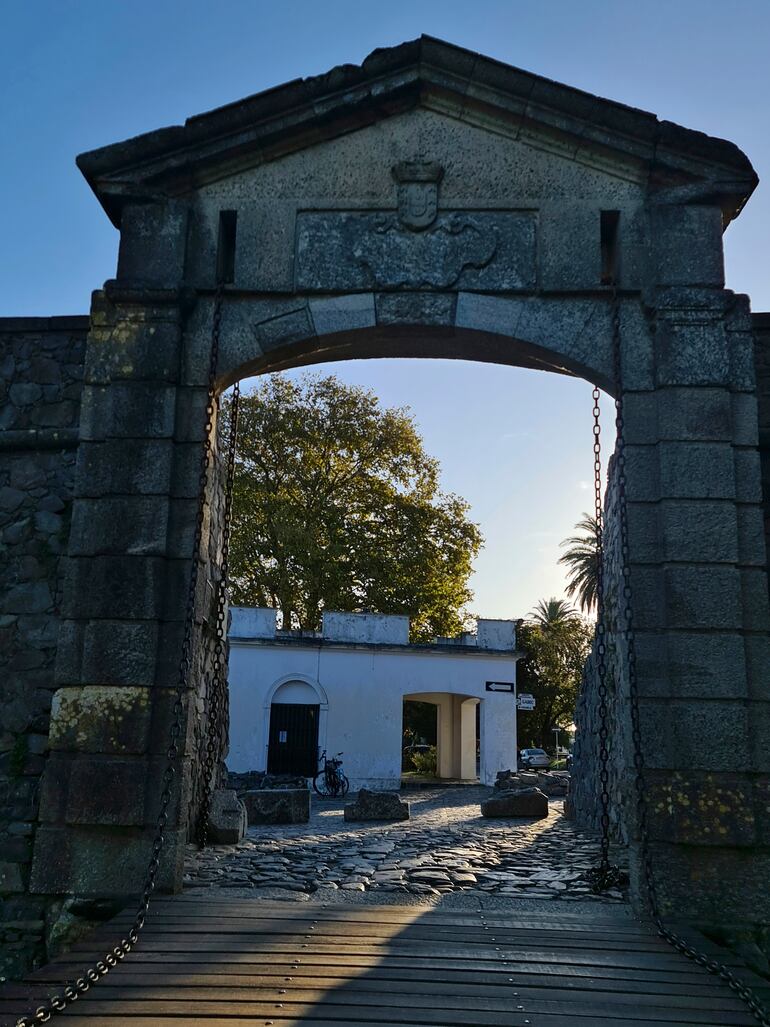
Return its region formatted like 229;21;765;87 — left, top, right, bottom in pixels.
558;513;600;614
528;596;577;628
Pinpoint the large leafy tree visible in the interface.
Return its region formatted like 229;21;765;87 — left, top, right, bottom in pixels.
227;373;483;641
558;513;600;614
516;602;593;751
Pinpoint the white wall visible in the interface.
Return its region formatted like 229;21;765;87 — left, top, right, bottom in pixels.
228;639;519;789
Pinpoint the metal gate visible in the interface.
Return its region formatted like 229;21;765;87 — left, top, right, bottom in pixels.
267;703;320;776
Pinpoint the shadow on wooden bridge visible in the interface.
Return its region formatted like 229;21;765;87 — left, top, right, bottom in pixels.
1;894;766;1026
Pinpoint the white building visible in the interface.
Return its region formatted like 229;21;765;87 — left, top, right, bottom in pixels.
227;608;523;790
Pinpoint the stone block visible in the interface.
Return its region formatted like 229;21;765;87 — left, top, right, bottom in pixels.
480;787;548;819
741;568;770;632
659;500;737;563
375;292;456;327
85;318;181;385
731;393;760;446
662;632;749;700
80;620;159;687
61;555;166;620
653;205;724;288
76;439;174;497
48;686;151;754
656;388;732;441
636;843;770;923
254;305;314;354
208;789;247;843
69;496;169;556
241;788;309;825
623;445;659;502
625;502;659;562
0;862;25;894
736;504;767;566
666;699;750;771
79;382;177;441
622;392;657;445
734;448;763;502
659;442;735;499
745;635;770;700
664;565;741;630
645;770;755;846
116;200;188;287
38;755;147;826
344;789;410;822
29;824;184;896
309;293;376;336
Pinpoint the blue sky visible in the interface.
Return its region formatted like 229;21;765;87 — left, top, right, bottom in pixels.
3;1;769;618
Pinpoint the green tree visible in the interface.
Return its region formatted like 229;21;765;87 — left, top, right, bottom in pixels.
516;603;593;750
529;596;577;628
558;513;600;614
228;373;483;641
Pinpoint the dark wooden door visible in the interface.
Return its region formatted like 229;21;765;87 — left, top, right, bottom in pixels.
267;703;319;776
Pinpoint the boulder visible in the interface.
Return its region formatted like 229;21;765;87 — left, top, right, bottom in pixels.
481;787;549;819
241;788;310;825
208;789;248;843
344;788;410;822
494;769;538;790
535;771;570;796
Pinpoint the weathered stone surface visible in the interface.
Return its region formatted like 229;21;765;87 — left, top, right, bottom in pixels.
296;212;536;292
242;788;310;825
344;789;410;822
208;789;247;844
481;788;549;819
48;686;151;754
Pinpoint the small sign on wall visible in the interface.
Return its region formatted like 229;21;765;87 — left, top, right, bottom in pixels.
279;730;288;743
486;681;515;693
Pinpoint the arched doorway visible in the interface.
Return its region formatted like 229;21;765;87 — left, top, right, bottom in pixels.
266;680;320;777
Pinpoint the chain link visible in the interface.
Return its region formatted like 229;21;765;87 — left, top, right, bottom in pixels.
585;380;622;895
197;377;240;848
16;287;226;1027
610;287;770;1026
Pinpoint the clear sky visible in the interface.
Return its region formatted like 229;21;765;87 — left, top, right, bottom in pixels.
3;1;769;619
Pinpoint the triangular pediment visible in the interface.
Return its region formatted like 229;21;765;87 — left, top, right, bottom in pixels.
78;35;756;227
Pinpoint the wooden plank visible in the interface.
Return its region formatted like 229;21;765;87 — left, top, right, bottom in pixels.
0;997;751;1027
0;981;752;1022
32;954;727;987
8;972;746;1006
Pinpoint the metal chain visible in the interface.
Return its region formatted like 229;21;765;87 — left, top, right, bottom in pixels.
16;287;226;1027
610;288;770;1026
585;381;622;894
197;378;241;848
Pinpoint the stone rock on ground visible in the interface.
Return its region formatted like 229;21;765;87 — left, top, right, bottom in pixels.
208;789;247;843
242;788;310;825
494;769;569;797
481;787;549;820
344;788;410;822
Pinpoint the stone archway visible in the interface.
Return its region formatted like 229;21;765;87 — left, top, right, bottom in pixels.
23;36;769;936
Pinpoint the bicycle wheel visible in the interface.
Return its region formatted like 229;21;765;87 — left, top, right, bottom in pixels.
340;774;350;797
313;771;333;797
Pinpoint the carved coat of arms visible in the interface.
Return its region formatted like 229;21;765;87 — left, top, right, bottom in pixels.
392;161;444;231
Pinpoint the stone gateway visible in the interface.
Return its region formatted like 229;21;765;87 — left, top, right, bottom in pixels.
2;35;770;980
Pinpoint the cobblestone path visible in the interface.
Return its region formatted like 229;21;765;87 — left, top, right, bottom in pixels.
184;787;628;903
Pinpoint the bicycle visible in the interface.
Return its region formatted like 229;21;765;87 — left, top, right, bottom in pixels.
313;750;350;798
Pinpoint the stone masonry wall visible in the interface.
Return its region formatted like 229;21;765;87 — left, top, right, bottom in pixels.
753;313;770;566
569;455;631;848
0;316;88;979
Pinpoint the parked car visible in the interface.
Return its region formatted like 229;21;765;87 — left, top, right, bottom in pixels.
519;747;551;769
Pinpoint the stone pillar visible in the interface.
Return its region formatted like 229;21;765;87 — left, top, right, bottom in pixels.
27;195;218;899
620;201;770;924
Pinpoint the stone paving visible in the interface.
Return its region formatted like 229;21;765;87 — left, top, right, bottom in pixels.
184;787;628;904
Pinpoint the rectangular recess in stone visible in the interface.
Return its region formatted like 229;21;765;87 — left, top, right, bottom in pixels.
216;210;237;285
295;211;536;291
600;210;620;285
